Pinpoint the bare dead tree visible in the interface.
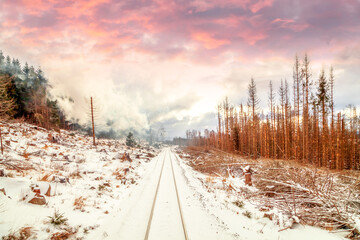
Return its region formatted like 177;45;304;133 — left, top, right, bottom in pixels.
293;55;302;160
302;54;312;163
268;81;275;159
185;53;359;171
85;96;100;146
217;104;222;149
248;78;259;159
329;66;335;168
91;97;96;145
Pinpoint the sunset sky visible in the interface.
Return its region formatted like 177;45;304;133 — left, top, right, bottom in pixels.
1;0;359;138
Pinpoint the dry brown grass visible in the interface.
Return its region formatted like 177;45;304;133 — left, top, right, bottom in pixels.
112;168;124;180
2;226;36;240
73;196;86;211
94;176;103;181
21;150;30;160
69;170;81;179
0;159;34;172
51;162;65;171
39;172;55;182
50;228;76;240
184;146;241;176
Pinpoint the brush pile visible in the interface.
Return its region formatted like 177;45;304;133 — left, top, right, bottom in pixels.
182;146;360;239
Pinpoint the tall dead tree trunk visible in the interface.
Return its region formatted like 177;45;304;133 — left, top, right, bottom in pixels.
293;55;301;160
341;117;346;169
336;112;341;170
248;78;259;159
0;126;3;155
329;66;335;168
284;80;290;159
240;104;245;154
217;104;222;149
302;54;311;163
317;68;328;167
350;106;357;169
313;100;320;166
269;81;275;159
91;97;96;146
224;98;230;152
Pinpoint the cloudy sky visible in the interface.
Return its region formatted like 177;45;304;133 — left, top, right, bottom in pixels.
1;0;359;138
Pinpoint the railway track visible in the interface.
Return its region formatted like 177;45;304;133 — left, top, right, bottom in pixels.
144;148;189;240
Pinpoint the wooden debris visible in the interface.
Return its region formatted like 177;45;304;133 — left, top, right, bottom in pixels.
52;175;70;184
45;185;51;197
28;194;46;205
121;153;132;162
244;166;253;186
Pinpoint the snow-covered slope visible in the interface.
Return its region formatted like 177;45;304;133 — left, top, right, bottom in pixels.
171;148;346;240
0;122;159;239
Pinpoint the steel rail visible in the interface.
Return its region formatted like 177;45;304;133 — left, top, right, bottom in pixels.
144;150;166;240
169;149;189;240
144;148;189;240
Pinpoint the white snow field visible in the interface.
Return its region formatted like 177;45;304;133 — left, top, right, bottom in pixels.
0;123;345;239
0;122;159;239
91;148;344;240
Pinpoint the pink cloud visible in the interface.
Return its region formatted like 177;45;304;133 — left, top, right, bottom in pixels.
249;0;274;13
20;0;53;16
272;18;309;32
1;19;22;28
190;0;252;12
239;31;268;46
0;0;359;65
56;0;111;18
192;32;230;49
213;14;268;46
214;15;247;28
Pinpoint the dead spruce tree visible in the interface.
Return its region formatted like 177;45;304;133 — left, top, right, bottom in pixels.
268;80;276;159
185;53;359;171
85;96;100;146
248;78;259;159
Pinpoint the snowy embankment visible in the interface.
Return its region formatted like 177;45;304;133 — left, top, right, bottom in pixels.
88;146;349;240
0;122;159;239
175;147;351;240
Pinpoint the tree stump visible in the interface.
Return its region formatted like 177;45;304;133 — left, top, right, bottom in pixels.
28;194;46;205
244;166;253;186
245;173;252;186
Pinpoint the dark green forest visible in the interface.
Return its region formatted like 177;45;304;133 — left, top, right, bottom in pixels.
0;50;66;129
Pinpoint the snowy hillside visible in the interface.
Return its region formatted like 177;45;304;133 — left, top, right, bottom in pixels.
0;122;159;239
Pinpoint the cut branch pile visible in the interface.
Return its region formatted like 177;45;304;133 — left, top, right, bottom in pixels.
183;146;360;238
252;165;360;230
0;158;35;171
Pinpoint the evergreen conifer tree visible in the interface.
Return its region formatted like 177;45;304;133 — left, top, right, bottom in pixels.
126;132;136;147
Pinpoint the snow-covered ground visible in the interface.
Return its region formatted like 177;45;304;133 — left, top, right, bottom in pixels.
0;122;159;239
172;149;346;240
0;123;348;239
91;148;345;240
